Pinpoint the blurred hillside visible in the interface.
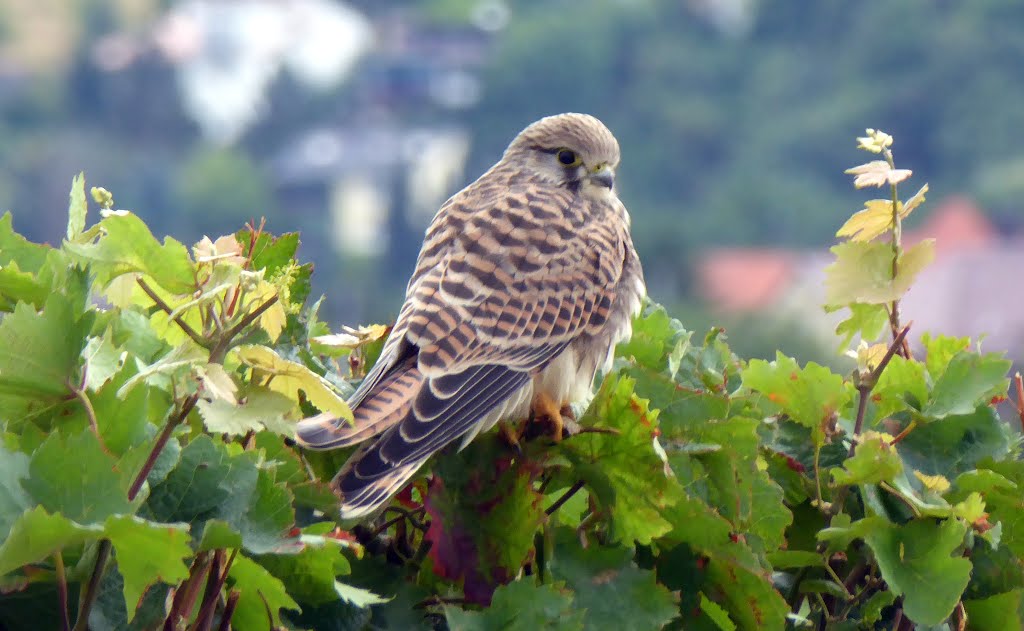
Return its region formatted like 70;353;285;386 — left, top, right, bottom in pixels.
2;0;1023;361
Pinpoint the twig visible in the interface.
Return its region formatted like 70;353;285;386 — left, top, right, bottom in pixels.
953;600;967;631
193;549;238;631
546;480;586;516
217;591;240;631
849;387;871;459
379;507;428;534
848;324;912;458
193;550;225;631
137;277;205;346
209;295;279;363
55;551;70;631
128;394;199;501
883;147;907;359
868;324;911;385
888;420;917;447
1014;372;1024;434
75;394;200;629
166;552;212;630
67;379;107;452
72;540;111;631
891;606;903;630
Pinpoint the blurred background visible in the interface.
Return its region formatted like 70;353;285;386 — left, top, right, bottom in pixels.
3;0;1024;364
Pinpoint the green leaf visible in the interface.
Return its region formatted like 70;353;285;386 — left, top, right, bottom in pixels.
0;212;49;273
863;518;972;626
549;533;677;631
228;554;300;631
0;293;92;421
742;353;850;445
145;436;295;554
833;302;889;349
67;172;87;240
0;445;31;541
197;386;296;436
832;435;903;486
444;580;584;631
921;333;970;380
824;239;935;305
616;302;692;378
898;406;1011;479
699;592;737;631
964;591;1024;631
0;506;103;576
922;351;1011;420
65;210;195;295
560;375;681;544
104;515;191;619
871;354;928;418
258;536;355;606
24;430;132;524
196;519;244;552
766;550;825;569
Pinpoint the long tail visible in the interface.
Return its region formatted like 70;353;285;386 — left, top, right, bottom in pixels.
294;357;429;519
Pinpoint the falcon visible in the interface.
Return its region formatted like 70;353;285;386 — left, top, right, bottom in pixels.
296;113;646;519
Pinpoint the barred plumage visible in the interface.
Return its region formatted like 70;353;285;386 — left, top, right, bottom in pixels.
295;113;646;519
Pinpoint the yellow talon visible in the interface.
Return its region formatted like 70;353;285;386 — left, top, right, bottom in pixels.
532;392;565;441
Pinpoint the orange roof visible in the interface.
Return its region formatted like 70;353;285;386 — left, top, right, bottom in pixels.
696;249;796;312
904;195;996;254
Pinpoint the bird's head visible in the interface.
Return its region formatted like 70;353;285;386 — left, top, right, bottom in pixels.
505;113;621;194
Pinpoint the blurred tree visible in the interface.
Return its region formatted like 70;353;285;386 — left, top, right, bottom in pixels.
175;147;276;239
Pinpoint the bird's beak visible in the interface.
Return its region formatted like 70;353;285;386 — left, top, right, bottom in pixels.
589;164;615;189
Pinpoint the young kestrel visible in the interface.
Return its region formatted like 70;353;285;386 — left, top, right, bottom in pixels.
296;113;646;519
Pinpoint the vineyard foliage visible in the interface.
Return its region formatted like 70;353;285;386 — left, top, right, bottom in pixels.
0;132;1022;630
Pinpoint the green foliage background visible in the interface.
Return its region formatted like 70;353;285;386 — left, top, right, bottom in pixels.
1;133;1023;630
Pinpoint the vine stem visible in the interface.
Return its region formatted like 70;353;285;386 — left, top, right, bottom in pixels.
75;394;200;628
217;591;240;631
209;294;279;363
72;540;110;631
848;324;911;458
1014;372;1024;434
545;480;586;516
137;277;205;346
55;551;70;631
883;148;911;359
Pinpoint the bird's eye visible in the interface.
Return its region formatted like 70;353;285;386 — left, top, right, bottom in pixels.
556;149;580;166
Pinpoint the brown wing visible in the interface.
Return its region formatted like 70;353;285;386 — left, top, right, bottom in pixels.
295;170;630;518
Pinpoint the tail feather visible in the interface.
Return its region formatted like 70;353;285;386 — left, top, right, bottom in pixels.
294;359;422;449
332;445;429;520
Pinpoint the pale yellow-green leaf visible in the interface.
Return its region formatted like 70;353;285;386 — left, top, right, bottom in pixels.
259;300;287;343
245;280;286;343
193;234;246;266
902;183;929;217
897;239;936;292
845;161;912;188
200;363;238;402
856;129;893;154
951;492;986;523
913;471;951;494
824;240;935;305
836;200;900;242
233;345;352;421
312;324;390;350
104;272;139;309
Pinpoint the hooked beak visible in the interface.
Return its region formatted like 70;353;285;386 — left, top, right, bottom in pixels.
588;164;615;189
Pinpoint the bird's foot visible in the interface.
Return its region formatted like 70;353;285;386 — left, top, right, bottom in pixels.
498;421;524;456
531;392;569;442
